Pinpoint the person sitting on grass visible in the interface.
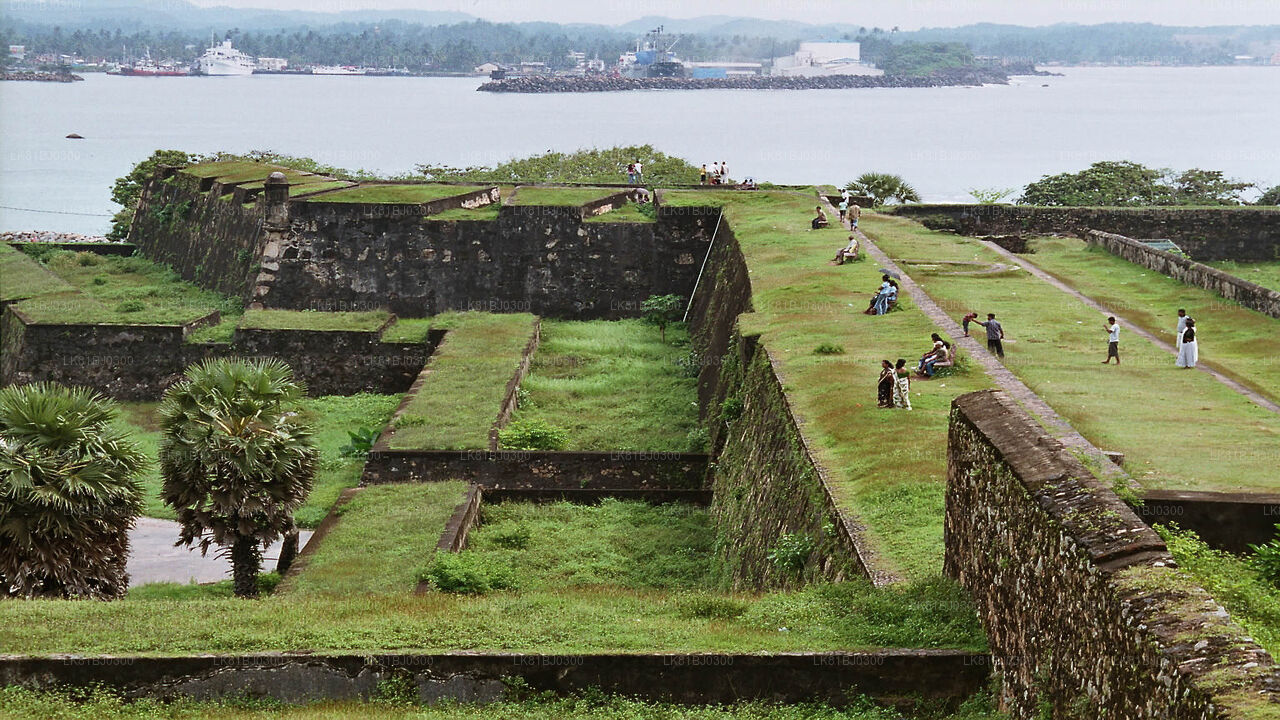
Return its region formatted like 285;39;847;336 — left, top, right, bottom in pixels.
917;334;951;377
811;206;829;230
877;359;895;408
831;234;860;265
892;359;912;410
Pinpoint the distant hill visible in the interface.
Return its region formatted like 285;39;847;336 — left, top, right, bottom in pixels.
0;0;474;31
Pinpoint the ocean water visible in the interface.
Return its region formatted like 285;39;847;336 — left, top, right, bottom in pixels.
1;66;1277;235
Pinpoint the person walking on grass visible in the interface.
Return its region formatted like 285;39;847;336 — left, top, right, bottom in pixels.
838;198;848;224
977;313;1005;358
1176;318;1198;368
1176;308;1188;350
892;359;912;410
849;203;861;230
1102;316;1120;364
877;359;894;408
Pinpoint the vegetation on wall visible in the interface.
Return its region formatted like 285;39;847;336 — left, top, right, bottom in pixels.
417;145;701;186
1018;161;1257;206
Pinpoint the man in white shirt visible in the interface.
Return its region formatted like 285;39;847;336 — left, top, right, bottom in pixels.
1102;316;1120;364
1175;308;1188;349
633;159;643;184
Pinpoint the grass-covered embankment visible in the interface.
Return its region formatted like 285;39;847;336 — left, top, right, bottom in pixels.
1020;236;1280;405
863;215;1280;494
0;244;72;301
507;187;619;206
662;190;993;582
506;319;700;452
1204;259;1280;293
305;184;485;204
387;312;537;451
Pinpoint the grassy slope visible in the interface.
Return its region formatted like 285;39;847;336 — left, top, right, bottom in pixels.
239;309;391;332
287;483;468;595
306;184;483;204
429;204;501;221
583;203;656;223
863;215;1280;494
508;187;617;206
14;251;236;325
387;312;537;450
664;190;993;582
509;320;700;452
113;394;400;528
1204;259;1280;293
0;687;1003;720
0;245;72;301
455;500;714;591
1023;236;1280;405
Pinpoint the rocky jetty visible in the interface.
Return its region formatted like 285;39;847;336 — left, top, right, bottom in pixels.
1;70;84;83
479;67;1015;93
2;230;110;244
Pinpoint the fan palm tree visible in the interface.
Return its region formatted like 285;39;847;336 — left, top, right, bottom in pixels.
159;358;317;598
0;383;146;599
845;172;922;206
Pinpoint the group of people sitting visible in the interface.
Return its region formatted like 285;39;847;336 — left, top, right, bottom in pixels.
864;274;899;315
915;333;953;378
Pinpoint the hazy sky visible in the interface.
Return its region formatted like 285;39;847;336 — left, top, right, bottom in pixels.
182;0;1280;28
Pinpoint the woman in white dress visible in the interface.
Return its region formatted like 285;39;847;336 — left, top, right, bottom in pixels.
892;358;912;410
1176;318;1198;368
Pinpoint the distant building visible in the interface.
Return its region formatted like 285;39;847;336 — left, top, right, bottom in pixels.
772;41;882;77
256;57;288;72
8;45;25;61
474;62;502;75
686;61;764;78
566;51;586;69
1272;51;1280;65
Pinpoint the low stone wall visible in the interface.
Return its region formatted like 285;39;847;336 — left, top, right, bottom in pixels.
0;306;432;400
435;485;483;552
361;449;708;491
891;204;1280;261
488;319;541;450
0;650;989;709
1134;489;1280;555
1086;230;1280;319
945;389;1280;717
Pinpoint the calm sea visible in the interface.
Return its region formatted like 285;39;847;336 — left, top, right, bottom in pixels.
1;66;1277;235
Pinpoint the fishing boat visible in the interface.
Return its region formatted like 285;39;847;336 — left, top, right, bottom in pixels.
196;39;255;76
108;49;190;76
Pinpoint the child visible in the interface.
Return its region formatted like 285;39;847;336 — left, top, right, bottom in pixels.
961;312;978;337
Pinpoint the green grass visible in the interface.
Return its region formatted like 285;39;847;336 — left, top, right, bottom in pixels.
127;573;281;601
863;215;1280;494
178;160;270;179
0;687;1004;720
306;184;485;204
429;204;501;221
387;312;537;450
381;317;436;343
287;483;468;595
12;251;236;326
659;190;993;582
0;244;72;301
1204;259;1280;293
1157;524;1280;659
583;202;657;223
508;187;619;206
285;180;353;197
239;309;391;332
446;500;714;591
508;320;700;452
112;394;400;527
1022;236;1280;405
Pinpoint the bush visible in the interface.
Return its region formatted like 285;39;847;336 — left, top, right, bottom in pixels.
1249;527;1280;589
684;426;710;453
767;533;816;573
490;525;532;550
499;418;569;451
338;426;380;458
420;553;517;594
675;594;750;620
719;396;743;423
76;252;101;267
115;300;145;313
813;343;845;355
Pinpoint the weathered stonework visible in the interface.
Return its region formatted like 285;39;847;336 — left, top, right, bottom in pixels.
892;204;1280;262
945;389;1280;717
1086;230;1280;319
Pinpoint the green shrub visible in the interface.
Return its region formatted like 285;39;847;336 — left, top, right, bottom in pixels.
499;418;569;451
420;553;517;594
767;533;816;573
813;343;845;355
675;594;749;620
675;351;701;378
490;524;532;550
91;275;109;286
684;426;709;453
719;396;744;423
115;300;145;313
76;252;101;267
1249;527;1280;589
338;427;381;458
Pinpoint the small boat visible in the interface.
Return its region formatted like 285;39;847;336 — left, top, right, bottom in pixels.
108;49;190;76
311;65;367;76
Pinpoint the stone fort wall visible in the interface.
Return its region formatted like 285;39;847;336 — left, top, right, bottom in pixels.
945;389;1280;717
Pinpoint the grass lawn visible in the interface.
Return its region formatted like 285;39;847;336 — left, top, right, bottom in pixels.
1021;236;1280;405
0;244;72;301
0;687;1003;719
507;320;700;452
12;250;237;326
435;500;714;591
508;187;618;206
863;215;1280;494
178;160;270;179
239;308;392;332
429;204;501;221
1204;259;1280;293
387;312;537;451
112;394;400;528
380;317;435;343
583;203;657;223
286;483;468;595
661;190;993;582
306;184;485;204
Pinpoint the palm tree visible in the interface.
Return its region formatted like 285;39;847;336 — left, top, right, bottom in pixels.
159;358;317;598
0;383;146;599
845;172;922;206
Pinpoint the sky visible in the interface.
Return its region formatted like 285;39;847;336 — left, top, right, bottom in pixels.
181;0;1280;28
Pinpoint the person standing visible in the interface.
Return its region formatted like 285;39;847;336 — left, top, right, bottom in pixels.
719;161;728;184
1102;317;1120;364
700;164;708;185
849;203;861;230
892;359;912;410
877;360;895;408
1176;318;1198;368
633;159;644;184
838;198;849;223
1175;308;1188;350
961;312;979;337
978;313;1005;358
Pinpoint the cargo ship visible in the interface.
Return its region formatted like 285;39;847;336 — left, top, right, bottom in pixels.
618;26;688;79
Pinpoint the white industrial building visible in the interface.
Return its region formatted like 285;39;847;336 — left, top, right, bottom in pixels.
772;41;882;77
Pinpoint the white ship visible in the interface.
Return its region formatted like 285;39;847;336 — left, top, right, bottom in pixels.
196;40;255;76
311;65;367;75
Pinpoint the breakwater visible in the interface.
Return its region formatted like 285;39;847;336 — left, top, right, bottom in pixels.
0;70;84;82
479;67;1013;93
